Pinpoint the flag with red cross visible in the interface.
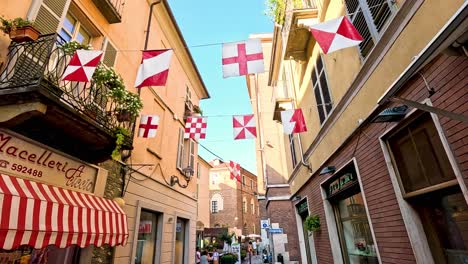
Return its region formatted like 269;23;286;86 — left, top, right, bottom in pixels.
229;161;241;182
62;50;103;82
222;39;265;78
138;114;159;138
233;114;256;140
184;116;207;140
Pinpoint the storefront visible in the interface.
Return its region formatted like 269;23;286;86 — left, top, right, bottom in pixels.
0;129;129;263
322;161;379;264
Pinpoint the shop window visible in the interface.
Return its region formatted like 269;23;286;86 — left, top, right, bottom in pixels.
387;113;456;195
311;55;333;124
175;218;188;264
136;210;160;264
324;162;378;263
344;0;395;58
296;199;313;264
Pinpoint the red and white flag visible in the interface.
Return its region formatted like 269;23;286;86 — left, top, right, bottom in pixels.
184;116;207;140
229;161;241;182
222;39;264;78
134;49;173;88
138;114;159;138
281;109;307;134
62;50;103;82
233;114;256;140
309;16;363;54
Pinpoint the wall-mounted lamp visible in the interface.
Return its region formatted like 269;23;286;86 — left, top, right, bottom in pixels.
169;166;194;188
292;195;302;202
167;217;173;224
372;105;408;123
319;166;336;175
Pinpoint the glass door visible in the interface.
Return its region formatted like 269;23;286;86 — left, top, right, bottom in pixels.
175;218;187;264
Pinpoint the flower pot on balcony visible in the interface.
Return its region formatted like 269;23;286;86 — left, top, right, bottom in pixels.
116;110;132;122
84;104;99;120
9;26;40;43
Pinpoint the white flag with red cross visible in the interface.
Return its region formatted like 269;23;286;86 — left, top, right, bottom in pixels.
222;39;265;78
138;114;159;138
281;109;307;134
309;16;363;54
62;50;103;82
184;116;207;140
229;161;241;182
134;49;173;88
233;114;256;140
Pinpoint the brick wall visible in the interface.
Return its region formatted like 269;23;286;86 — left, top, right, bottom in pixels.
296;54;467;263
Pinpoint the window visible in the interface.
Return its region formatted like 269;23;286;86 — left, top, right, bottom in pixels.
312;55;332;124
211;173;218;185
59;13;91;44
188;140;195;169
250;199;255;215
344;0;395;58
243;198;247;213
387;113;456;195
211;193;223;213
211;201;218;213
250;179;253;190
136;210;160;264
242;175;246;185
196;162;200;179
176;128;185;169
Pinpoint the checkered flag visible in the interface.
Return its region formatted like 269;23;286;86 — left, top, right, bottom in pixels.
184;116;207;140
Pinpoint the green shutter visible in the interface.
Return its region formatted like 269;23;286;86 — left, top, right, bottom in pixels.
34;0;69;34
103;42;117;67
43;0;67;18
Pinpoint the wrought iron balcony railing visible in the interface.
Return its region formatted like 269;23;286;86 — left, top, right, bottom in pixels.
0;34;134;147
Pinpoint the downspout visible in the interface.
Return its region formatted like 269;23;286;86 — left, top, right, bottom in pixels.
288;59;312;172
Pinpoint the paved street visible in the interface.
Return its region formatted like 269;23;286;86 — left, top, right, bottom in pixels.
242;254;263;264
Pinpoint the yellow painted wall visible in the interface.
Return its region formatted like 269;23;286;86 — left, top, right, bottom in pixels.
289;0;465;193
197;157;212;229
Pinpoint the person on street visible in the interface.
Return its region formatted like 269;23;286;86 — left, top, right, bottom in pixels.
196;247;201;264
248;241;253;264
212;250;219;264
200;250;212;264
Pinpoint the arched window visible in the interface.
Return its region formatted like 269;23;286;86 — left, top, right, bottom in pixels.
211;193;223;213
243;197;247;213
250;198;255;215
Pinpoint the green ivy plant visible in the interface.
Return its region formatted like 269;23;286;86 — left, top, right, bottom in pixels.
264;0;304;25
0;17;34;35
304;214;320;232
111;127;130;160
192;105;203;115
59;40;91;56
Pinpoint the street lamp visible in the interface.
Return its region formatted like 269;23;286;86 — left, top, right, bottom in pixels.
169;166;194;188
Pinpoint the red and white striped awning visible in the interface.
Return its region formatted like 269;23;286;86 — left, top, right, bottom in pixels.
0;174;128;250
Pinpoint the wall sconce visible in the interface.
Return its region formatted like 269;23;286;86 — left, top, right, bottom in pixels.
292;195;302;201
319;166;336;175
169;166;194;188
167;217;173;224
372;105;408;123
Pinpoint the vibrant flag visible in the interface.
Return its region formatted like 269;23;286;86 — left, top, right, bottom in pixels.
222;39;264;78
309;16;363;54
233;114;257;140
184;116;207;140
281;109;307;134
62;50;103;82
229;161;241;182
134;49;173;88
138;114;159;138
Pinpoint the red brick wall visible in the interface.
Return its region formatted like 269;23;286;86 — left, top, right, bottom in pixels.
296;54;467;263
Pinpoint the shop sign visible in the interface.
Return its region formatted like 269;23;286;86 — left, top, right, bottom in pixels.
328;171;357;196
296;200;308;215
261;219;270;229
268;228;283;234
0;129;99;193
231;243;241;264
139;221;152;234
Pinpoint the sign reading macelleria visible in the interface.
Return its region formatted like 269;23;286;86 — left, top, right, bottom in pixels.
0;129;99;193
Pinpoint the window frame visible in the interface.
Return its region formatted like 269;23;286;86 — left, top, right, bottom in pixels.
211;200;218;213
311;54;333;125
59;12;91;44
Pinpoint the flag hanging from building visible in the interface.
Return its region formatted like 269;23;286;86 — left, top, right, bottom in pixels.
62;50;103;82
281;109;307;134
233;114;257;140
134;49;173;88
309;16;363;54
222;39;265;78
229;161;241;182
184;116;207;140
138;114;160;138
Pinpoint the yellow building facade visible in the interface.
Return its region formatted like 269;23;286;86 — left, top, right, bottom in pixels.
0;0;209;263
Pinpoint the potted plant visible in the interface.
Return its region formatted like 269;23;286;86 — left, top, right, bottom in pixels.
112;127;130;160
304;214;320;233
220;253;238;264
59;40;91;56
83;103;100;119
192;105;203;116
0;17;40;43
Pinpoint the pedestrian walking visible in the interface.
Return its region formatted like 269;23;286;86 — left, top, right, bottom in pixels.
248;241;253;264
196;247;201;264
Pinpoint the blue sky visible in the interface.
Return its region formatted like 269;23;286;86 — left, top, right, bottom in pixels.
169;0;273;173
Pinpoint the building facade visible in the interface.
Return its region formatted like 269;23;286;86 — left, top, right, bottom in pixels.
208;159;261;237
246;33;301;263
196;156;212;248
0;0;209;263
259;0;467;263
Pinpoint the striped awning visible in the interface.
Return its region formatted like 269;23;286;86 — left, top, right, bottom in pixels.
0;174;128;250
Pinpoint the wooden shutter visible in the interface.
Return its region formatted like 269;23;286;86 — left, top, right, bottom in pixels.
103;41;117;67
176;128;184;169
34;0;70;34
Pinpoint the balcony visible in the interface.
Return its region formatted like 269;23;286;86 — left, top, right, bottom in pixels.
92;0;125;24
272;80;293;122
0;34;135;163
282;1;319;61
